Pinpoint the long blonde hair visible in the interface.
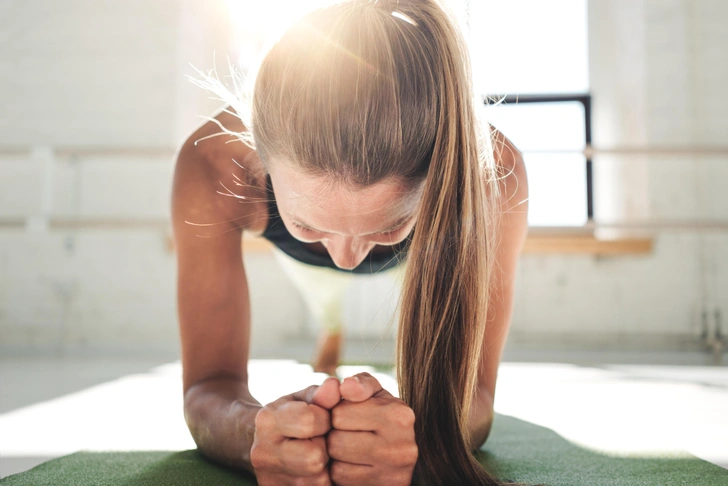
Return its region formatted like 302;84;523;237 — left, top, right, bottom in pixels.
193;0;504;483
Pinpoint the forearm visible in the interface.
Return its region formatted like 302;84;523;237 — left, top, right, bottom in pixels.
467;385;495;451
183;376;262;473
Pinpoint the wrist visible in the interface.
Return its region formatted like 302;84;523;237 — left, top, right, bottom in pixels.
183;378;262;473
231;399;263;474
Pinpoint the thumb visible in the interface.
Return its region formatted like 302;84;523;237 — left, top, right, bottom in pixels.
340;372;392;403
309;376;341;410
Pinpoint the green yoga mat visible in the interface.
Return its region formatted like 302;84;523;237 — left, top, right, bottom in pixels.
2;414;726;486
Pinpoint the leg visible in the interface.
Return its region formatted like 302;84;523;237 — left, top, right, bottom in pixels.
312;328;342;376
271;248;353;375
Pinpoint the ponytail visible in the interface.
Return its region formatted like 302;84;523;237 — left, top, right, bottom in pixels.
394;1;501;484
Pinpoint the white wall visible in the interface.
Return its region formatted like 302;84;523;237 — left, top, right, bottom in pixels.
505;0;728;348
0;0;307;357
0;0;726;357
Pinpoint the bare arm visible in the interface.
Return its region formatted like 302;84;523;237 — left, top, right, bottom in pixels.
173;112;338;486
172;122;262;472
468;128;529;449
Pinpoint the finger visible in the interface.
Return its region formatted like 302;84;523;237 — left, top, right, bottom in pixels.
290;377;341;409
290;384;321;404
327;429;376;465
330;460;374;486
311;376;341;410
331;400;380;431
279;436;329;477
276;401;331;439
340;373;393;402
333;399;416;435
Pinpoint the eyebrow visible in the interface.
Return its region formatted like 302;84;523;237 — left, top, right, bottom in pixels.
292;214;413;236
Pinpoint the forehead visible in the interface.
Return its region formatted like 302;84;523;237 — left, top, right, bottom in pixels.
268;165;422;234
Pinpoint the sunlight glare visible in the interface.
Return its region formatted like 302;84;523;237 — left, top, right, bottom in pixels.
225;0;333;68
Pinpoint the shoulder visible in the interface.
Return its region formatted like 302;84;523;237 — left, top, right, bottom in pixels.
485;125;529;256
173;106;269;235
488;125;528;218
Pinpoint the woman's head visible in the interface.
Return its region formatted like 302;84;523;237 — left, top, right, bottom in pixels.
251;0;440;268
196;0;505;484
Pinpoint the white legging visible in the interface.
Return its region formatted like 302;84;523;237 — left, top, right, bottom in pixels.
271;246;406;333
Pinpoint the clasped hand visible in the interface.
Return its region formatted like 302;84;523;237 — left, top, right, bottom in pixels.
250;373;418;486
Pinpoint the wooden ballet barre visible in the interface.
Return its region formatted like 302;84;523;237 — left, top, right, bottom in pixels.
532;220;728;232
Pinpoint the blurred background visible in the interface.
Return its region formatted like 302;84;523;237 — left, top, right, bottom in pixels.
1;0;727;478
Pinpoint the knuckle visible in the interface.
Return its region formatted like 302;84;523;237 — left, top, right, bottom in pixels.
329;460;348;484
316;444;330;467
330;405;344;429
377;438;418;468
326;430;341;457
254;406;276;432
287;437;327;477
301;446;328;475
405;443;419;464
391;443;418;467
314;474;332;486
297;406;317;436
389;403;416;428
249;442;272;470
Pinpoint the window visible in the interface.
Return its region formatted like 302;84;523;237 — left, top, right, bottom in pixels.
466;0;591;226
484;95;591;227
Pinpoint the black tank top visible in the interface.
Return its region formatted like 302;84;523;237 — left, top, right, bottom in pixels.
261;175;411;274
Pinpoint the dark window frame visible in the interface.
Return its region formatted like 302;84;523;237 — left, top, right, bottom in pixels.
486;93;594;222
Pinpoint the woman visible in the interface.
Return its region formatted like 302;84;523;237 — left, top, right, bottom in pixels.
172;0;528;484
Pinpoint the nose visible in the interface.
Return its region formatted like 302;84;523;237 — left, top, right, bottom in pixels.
324;237;374;270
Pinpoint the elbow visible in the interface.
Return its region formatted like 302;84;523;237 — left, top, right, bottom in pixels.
469;412;494;452
480;416;494;447
182;384;207;445
468;391;495;451
469;380;496;449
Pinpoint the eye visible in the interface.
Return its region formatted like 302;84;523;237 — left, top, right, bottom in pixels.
380;221;412;237
291;222;319;234
380;228;401;237
290;221;408;237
